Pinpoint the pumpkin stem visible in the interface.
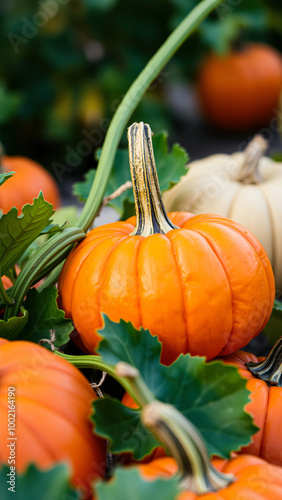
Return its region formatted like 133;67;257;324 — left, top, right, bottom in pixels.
235;135;268;184
142;400;234;494
247;336;282;386
128;122;178;236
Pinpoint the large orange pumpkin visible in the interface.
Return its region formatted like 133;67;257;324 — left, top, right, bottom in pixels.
0;339;106;497
58;122;274;365
197;43;282;131
222;340;282;466
0;156;61;213
138;455;282;499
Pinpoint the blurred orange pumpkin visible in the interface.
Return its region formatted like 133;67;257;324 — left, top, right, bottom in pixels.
0;156;61;213
197;43;282;131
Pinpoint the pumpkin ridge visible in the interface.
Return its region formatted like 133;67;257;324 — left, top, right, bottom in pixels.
226;183;243;221
97;235;129;326
188;228;234;353
199;218;273;332
255;184;276;275
166;232;190;355
69;235;125;319
11;393;97;453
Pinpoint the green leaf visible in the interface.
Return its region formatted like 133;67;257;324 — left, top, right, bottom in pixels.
263;299;282;345
93;398;159;459
93;317;256;459
19;287;74;347
95;467;180;500
0;463;82;500
73;132;188;219
0;171;15;187
0;308;28;340
0;193;54;276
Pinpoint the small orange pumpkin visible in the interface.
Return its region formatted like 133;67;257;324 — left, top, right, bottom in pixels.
197;43;282;131
0;339;106;497
58;123;274;365
222;339;282;466
0;155;61;213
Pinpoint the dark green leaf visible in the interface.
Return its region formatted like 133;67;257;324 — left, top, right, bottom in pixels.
0;463;82;500
73;132;188;219
263;299;282;345
19;287;74;347
0;308;28;340
0;172;15;187
0;193;54;276
95;467;180;500
93;398;159;459
93;316;256;459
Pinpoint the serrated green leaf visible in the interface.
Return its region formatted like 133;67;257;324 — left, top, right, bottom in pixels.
0;193;54;276
95;467;180;500
0;463;82;500
73;132;188;219
93;398;159;459
0;172;15;187
263;299;282;345
19;287;74;347
93;316;256;459
0;308;28;340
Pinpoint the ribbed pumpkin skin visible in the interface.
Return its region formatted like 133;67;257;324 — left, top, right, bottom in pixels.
0;156;61;212
138;455;282;499
58;212;274;365
222;350;282;466
0;339;106;496
197;43;282;131
163;154;282;290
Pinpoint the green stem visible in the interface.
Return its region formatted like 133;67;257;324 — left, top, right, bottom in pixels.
54;352;154;407
128;122;178;236
4;227;85;320
142;401;234;494
77;0;224;233
247;336;282;386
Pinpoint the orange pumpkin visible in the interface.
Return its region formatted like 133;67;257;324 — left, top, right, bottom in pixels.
58;122;274;365
0;339;106;497
197;43;282;131
0;156;61;213
222;343;282;466
138;455;282;499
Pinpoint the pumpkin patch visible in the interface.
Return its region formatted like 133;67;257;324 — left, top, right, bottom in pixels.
1;0;282;497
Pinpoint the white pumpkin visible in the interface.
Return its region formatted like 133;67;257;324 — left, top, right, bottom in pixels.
163;135;282;291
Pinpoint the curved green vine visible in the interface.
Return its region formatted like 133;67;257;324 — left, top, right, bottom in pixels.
77;0;224;232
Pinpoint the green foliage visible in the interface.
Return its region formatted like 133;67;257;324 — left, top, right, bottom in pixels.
92;316;257;460
73;132;188;219
95;467;180;500
0;464;82;500
0;194;54;276
0;287;73;346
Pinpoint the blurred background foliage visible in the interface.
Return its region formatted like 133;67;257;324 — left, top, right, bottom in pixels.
0;0;281;180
